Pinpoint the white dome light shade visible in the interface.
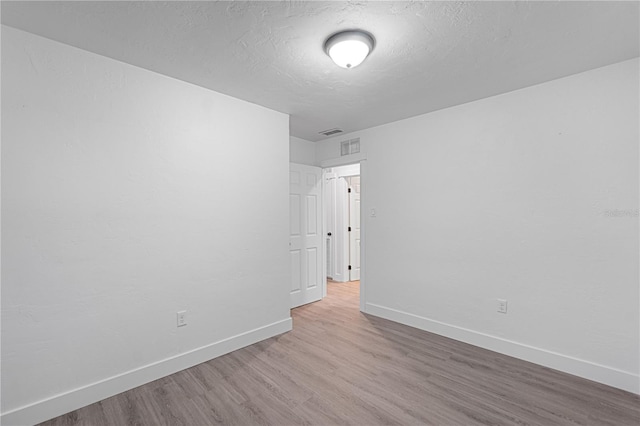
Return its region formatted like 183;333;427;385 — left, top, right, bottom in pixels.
324;30;375;69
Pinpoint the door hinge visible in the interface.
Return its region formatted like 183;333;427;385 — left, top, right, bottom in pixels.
348;188;352;193
348;227;351;232
348;265;352;270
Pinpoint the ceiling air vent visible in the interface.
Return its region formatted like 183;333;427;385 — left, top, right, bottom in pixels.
319;128;343;137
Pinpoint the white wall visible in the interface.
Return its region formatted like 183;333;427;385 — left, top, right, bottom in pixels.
289;136;316;166
316;58;640;393
1;26;291;424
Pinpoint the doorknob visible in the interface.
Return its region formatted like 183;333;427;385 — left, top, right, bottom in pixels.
327;232;332;236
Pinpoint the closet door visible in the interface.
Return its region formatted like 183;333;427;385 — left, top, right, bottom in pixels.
290;163;322;308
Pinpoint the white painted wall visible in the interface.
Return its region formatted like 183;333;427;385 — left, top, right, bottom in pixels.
1;26;291;424
316;58;640;393
289;136;316;166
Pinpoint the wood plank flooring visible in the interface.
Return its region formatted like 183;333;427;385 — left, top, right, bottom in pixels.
40;280;639;425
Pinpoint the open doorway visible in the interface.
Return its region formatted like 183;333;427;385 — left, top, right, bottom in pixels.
324;163;361;293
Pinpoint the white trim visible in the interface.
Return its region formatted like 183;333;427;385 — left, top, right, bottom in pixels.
365;303;639;395
321;170;328;297
320;153;367;168
1;318;293;426
359;160;367;312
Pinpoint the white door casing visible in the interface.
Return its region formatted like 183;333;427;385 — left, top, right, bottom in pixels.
349;176;361;281
290;163;323;308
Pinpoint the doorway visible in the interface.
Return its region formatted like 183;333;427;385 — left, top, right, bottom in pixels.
323;163;360;286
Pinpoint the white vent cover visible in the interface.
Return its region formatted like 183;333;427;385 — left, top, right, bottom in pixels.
341;141;350;156
350;138;360;154
340;138;361;156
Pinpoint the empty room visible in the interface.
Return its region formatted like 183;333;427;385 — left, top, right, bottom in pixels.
1;1;639;425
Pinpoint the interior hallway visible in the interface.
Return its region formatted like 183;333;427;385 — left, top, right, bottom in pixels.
41;280;639;425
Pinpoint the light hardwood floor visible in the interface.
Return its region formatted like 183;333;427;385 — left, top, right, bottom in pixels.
40;280;639;425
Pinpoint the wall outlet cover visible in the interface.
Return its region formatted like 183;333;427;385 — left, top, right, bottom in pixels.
177;311;187;327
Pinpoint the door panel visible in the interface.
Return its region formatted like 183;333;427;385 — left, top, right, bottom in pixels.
290;250;301;292
290;194;301;235
306;195;317;235
290;163;323;308
307;247;318;288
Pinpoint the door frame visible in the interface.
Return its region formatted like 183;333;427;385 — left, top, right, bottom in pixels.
320;155;367;312
324;167;357;284
348;175;361;281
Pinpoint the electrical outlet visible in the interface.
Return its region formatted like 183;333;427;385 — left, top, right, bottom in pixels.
177;310;187;327
497;299;508;314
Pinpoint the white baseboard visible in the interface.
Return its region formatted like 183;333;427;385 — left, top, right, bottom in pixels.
1;318;292;426
364;303;639;395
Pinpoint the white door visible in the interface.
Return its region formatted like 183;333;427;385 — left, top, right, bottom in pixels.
290;163;323;308
349;176;361;281
333;177;349;282
323;172;337;280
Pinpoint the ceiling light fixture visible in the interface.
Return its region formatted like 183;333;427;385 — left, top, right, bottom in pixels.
324;30;375;69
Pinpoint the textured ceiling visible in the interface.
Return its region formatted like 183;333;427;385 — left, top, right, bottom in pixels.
2;1;639;142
